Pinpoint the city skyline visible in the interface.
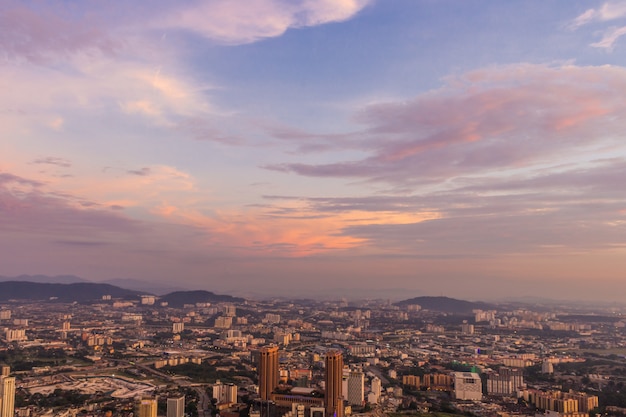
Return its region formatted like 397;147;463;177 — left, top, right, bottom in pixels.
2;1;626;301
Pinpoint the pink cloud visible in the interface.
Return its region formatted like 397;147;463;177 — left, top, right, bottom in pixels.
158;0;372;45
0;1;120;63
0;171;140;237
271;64;626;185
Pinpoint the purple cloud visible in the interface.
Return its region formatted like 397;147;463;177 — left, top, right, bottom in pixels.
269;64;626;187
127;167;152;176
31;157;72;168
0;1;120;63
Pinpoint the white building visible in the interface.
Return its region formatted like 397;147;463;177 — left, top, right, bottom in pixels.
453;372;482;401
172;322;185;334
347;372;364;406
371;376;381;396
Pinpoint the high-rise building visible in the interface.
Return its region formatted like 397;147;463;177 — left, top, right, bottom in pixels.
453;372;482;401
213;381;237;404
347;372;364;406
0;366;8;377
138;396;158;417
325;351;344;417
370;377;381;397
368;376;381;404
0;376;16;417
487;368;523;396
224;305;237;317
167;396;185;417
173;322;185;334
259;346;279;401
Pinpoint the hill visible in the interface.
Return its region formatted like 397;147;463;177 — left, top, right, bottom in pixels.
159;290;245;307
0;274;88;284
395;296;495;314
0;281;142;302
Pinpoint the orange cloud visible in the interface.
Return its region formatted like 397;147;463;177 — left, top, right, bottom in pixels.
151;199;441;257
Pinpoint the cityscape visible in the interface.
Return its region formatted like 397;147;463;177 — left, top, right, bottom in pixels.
0;283;625;417
3;2;626;417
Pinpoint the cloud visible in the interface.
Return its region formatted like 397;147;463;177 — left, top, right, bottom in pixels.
269;64;626;187
591;25;626;49
571;2;626;28
268;158;626;258
159;0;372;44
0;1;120;64
0;170;140;236
31;157;72;168
127;167;152;176
0;172;44;188
570;2;626;49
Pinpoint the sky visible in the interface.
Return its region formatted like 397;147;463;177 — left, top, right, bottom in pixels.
2;0;626;301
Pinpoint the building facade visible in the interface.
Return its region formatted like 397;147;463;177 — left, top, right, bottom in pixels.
167;396;185;417
453;372;482;401
259;346;279;401
325;351;344;417
0;375;15;417
138;397;158;417
347;372;364;406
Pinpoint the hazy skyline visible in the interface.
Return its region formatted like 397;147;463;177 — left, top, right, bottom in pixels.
2;1;626;301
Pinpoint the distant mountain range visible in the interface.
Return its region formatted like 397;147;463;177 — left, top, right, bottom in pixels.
0;281;245;305
395;296;495;314
0;275;188;295
0;281;142;302
159;290;244;307
0;274;88;284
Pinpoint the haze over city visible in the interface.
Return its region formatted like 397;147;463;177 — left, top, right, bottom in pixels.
2;1;626;301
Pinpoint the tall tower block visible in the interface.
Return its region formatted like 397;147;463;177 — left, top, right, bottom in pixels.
325;351;344;417
0;376;15;417
138;396;158;417
167;396;185;417
259;346;279;401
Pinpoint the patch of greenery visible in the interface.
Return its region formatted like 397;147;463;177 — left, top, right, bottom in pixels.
161;362;256;383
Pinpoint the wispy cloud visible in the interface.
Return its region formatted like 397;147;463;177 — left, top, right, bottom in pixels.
591;25;626;50
267;158;626;257
569;2;626;49
571;2;626;28
0;1;120;64
127;167;152;176
269;64;626;187
158;0;372;45
32;157;72;168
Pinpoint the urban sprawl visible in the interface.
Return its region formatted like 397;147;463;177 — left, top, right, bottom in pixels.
2;294;626;417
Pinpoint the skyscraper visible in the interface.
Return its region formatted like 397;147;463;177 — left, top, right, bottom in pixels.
138;396;158;417
0;376;15;417
167;396;185;417
213;381;238;404
347;371;364;406
324;351;344;417
259;346;279;401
